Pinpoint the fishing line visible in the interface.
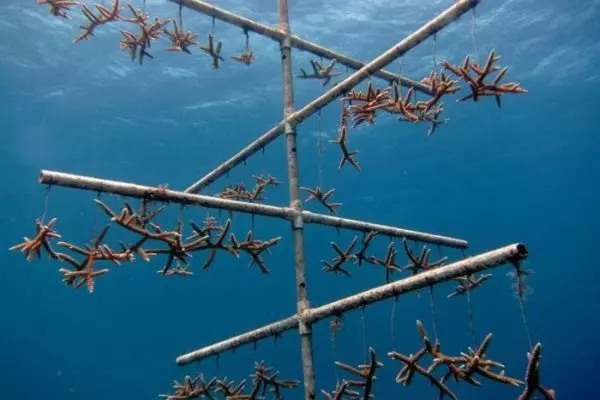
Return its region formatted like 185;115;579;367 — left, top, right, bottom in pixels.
40;184;52;223
178;1;183;28
360;306;368;363
416;241;438;342
140;197;151;228
428;285;439;343
432;32;437;71
90;192;102;237
245;29;250;52
212;15;216;35
517;287;533;351
317;109;324;189
461;249;477;347
465;273;477;347
272;333;281;367
471;8;480;62
512;261;534;350
331;317;340;383
178;204;185;227
332;335;338;383
390;295;399;350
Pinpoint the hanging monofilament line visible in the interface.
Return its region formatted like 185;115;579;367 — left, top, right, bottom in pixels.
420;241;439;342
244;29;250;53
465;272;477;347
432;32;437;71
360;306;368;363
331;327;339;383
178;2;183;28
472;7;480;62
390;295;399;350
399;57;406;88
178;204;185;225
428;285;439;342
40;184;52;223
272;334;280;366
512;261;534;350
177;204;186;241
517;290;533;350
91;192;102;237
461;249;477;347
317;109;324;189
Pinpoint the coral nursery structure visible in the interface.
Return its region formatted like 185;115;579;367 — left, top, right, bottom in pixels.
10;1;551;399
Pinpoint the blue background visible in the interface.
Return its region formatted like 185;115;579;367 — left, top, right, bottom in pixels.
1;0;598;398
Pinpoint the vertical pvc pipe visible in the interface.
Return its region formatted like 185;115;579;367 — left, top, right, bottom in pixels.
277;0;316;398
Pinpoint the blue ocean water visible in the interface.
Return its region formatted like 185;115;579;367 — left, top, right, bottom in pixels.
1;0;598;398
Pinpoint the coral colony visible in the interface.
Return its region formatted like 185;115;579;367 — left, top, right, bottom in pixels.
10;1;552;399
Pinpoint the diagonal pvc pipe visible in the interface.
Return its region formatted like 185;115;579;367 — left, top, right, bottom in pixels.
175;242;527;365
183;0;482;194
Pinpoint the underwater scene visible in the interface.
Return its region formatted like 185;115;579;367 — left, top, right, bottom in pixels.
1;0;598;399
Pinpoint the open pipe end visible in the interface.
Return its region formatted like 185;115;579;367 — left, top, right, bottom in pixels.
515;243;528;259
39;170;50;185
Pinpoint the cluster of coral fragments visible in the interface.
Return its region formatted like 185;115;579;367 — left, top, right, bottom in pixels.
157;325;554;400
36;0;526;143
9;183;554;400
14;1;553;400
37;0;254;66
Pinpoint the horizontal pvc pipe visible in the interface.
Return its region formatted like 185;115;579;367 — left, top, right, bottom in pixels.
169;0;431;93
39;170;469;248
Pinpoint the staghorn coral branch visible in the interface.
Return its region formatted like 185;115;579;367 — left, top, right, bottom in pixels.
301;186;342;215
55;225;113;293
73;0;122;43
442;49;527;108
9;217;60;261
296;59;341;86
517;343;556;400
37;0;80;19
334;347;383;400
199;32;225;69
330;101;361;171
366;241;403;283
321;237;358;277
388;350;457;400
163;19;198;53
447;273;492;298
